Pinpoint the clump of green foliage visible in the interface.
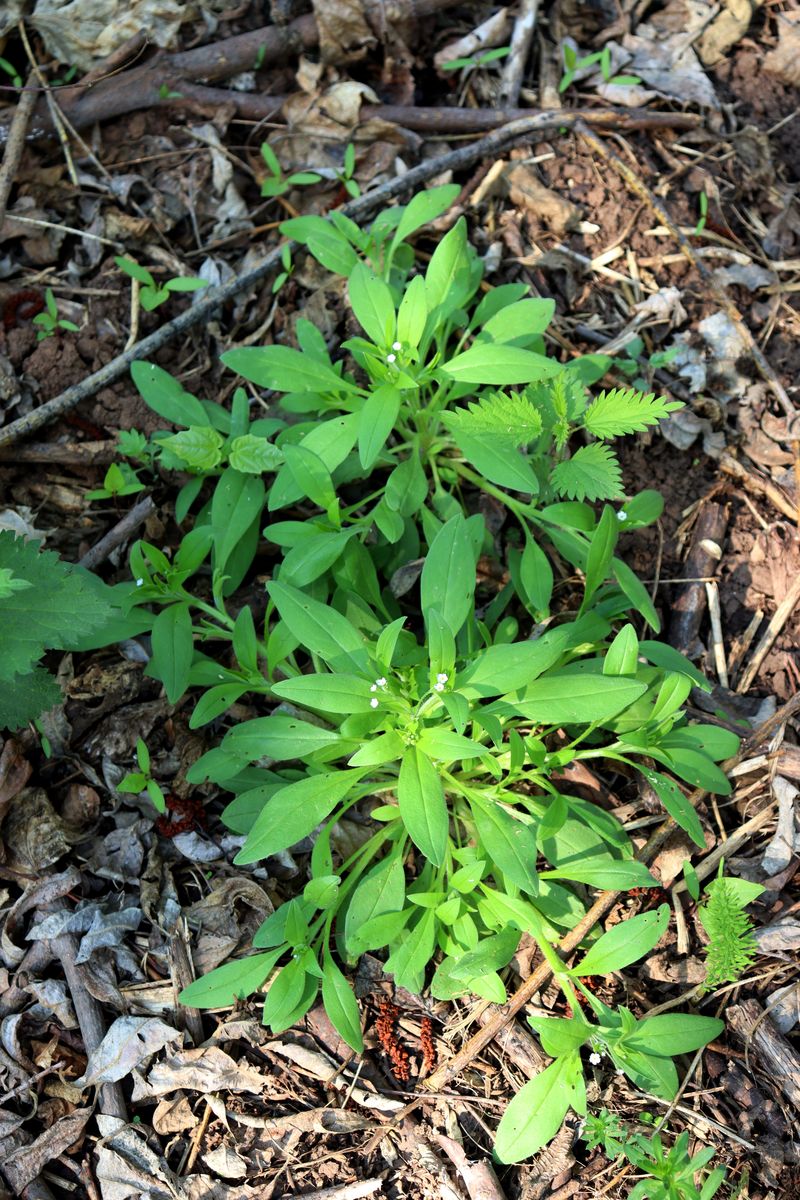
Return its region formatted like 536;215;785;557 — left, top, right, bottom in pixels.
583;1110;727;1200
0;532;115;730
73;185;734;1163
32;288;79;341
116;256;208;312
698;868;763;990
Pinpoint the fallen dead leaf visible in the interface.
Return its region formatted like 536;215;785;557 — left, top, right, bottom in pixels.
3;1107;92;1192
132;1045;266;1100
74;1016;182;1088
763;11;800;86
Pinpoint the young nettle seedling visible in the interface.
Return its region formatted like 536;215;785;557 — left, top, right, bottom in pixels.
272;243;294;295
441;45;511;72
260;143;321;199
560;42;641;92
32;288;80;341
115;256;208;312
336;143;360;199
117;737;167;813
694;190;709;235
86;462;145;501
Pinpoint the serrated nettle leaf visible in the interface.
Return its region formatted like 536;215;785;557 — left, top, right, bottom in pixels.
228;434;284;474
397;747;448;866
571;904;669;975
583;388;682;438
160;427;224;471
550;443;623;502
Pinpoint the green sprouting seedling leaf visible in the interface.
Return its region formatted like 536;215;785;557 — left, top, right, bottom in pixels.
160;427;225;471
583;388;683;439
550;442;624;501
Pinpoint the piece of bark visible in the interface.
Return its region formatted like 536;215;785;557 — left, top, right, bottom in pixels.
476;1005;548;1076
728;999;800;1110
668;501;730;655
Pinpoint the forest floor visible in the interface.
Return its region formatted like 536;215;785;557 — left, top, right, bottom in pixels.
0;1;799;1198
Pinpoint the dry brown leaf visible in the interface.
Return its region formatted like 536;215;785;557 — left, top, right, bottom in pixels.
504;164;581;238
311;0;376;64
3;788;69;871
132;1046;266;1100
74;1016;182;1088
152;1093;199;1135
698;0;761;66
763;11;800;85
3;1107;91;1192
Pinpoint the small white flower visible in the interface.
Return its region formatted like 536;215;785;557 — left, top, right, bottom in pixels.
392;340;402;351
386;353;396;364
617;511;628;522
370;697;379;709
370;684;378;693
434;682;445;693
436;672;448;683
615;1068;625;1075
589;1052;602;1066
136;578;144;587
375;676;387;687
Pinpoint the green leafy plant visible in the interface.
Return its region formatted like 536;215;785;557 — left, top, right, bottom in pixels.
117;737;167;812
158;82;183;100
93;190;737;1164
441;45;511;72
260;143;321;199
0;532;115;730
115;256;208;313
32;288;79;341
583;1112;727;1200
0;56;22;88
86;462;145;501
272;243;294;294
336;143;361;199
560;43;641;93
698;868;763;990
694;191;709;236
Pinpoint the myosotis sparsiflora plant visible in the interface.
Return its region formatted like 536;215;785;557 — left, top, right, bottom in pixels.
76;184;738;1163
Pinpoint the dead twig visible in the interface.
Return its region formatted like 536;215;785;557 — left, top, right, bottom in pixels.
668;501;729;655
719;452;798;525
0;72;38;228
433;1133;508;1200
728;999;800;1110
78;495;156;570
736;569;800;694
499;0;539;108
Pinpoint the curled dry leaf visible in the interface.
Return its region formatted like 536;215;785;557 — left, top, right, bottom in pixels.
3;1107;92;1192
311;0;376;64
74;1016;182;1088
3;788;70;871
763;11;800;86
131;1046;266;1100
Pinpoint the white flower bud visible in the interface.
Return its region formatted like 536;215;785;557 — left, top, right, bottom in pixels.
376;677;387;687
136;578;144;587
392;341;402;351
436;672;448;683
386;353;396;364
370;697;379;709
589;1051;602;1065
617;511;628;521
434;682;445;692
